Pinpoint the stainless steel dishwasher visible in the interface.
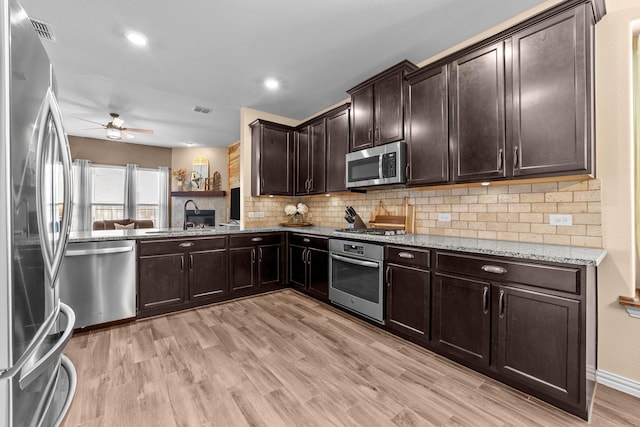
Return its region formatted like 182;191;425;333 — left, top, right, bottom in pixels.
59;240;136;328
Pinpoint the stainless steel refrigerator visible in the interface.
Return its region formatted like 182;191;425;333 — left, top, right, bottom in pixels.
0;0;77;425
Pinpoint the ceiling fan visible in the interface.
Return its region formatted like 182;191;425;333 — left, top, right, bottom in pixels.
77;112;154;140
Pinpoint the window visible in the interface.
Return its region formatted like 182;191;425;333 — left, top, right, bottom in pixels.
91;165;125;222
136;168;162;225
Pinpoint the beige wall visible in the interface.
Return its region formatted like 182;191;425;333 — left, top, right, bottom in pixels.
69;136;172;168
171;147;229;192
594;0;640;383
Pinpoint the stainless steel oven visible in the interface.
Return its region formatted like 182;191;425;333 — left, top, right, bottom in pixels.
329;239;384;324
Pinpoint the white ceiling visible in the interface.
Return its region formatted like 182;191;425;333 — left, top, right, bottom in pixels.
20;0;548;148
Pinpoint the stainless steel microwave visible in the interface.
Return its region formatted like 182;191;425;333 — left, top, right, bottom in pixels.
345;141;406;188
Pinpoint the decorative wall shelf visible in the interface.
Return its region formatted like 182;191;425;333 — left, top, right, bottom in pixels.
171;191;226;197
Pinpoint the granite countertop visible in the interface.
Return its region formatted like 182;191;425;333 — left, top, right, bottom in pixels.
69;225;607;266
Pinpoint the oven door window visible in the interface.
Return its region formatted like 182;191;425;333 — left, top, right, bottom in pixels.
331;256;380;303
348;156;380;183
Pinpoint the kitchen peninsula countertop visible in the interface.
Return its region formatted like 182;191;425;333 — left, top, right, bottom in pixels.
69;225;607;266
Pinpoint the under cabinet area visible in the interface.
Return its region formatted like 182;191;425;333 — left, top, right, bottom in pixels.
228;233;285;294
384;245;431;342
137;236;228;318
288;233;329;300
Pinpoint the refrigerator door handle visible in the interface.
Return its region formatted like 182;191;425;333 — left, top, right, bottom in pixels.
18;302;75;390
52;355;77;426
35;87;73;286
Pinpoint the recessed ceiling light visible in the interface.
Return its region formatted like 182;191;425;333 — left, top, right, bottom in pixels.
125;32;147;46
184;141;195;147
264;78;279;90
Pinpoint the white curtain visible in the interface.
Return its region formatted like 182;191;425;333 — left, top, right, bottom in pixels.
157;166;170;228
124;163;138;219
71;159;92;231
634;35;640;289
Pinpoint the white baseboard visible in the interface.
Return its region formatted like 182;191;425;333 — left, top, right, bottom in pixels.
597;370;640;398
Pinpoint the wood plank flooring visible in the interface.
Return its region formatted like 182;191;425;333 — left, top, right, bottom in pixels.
61;290;640;426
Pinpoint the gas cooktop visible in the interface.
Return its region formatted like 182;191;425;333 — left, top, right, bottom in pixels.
334;228;406;236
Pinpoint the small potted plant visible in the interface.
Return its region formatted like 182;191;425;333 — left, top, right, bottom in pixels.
285;203;308;224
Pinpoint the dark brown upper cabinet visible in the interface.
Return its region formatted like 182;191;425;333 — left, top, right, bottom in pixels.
510;5;592;177
347;60;418;151
250;120;294;196
295;119;326;195
325;104;351;193
449;42;507;183
405;65;449;185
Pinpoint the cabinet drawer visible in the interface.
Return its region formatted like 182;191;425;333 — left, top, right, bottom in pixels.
139;236;227;256
386;245;430;269
435;251;581;294
289;233;329;250
229;233;282;248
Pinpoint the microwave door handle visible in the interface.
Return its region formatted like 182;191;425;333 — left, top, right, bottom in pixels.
330;253;379;268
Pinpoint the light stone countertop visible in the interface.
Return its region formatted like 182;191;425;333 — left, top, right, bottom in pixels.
69;225;607;266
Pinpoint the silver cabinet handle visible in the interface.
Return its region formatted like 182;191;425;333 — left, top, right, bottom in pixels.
482;286;489;314
302;248;307;263
497;148;504;171
259;247;263;262
330;253;380;269
514;146;520;168
251;237;263;242
482;265;507;274
189;254;194;270
398;252;415;259
179;242;194;248
180;256;184;271
499;290;506;318
386;266;391;287
65;246;133;257
306;249;311;264
303;238;311;243
251;248;256;263
19;302;75;389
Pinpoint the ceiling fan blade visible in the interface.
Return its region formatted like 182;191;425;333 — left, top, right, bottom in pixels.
122;127;154;134
121;131;136;139
81;127;107;130
112;117;125;128
73;117;106;127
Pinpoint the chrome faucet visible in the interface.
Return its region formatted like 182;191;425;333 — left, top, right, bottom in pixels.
183;199;200;230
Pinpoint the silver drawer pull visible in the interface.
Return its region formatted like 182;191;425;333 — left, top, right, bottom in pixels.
251;237;263;242
398;252;415;259
179;242;194;248
482;265;507;274
303;238;311;243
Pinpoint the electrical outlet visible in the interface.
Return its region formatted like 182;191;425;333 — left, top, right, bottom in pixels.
438;213;452;222
247;212;265;218
549;214;573;226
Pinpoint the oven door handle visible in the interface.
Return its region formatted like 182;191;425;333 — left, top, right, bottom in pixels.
330;253;380;268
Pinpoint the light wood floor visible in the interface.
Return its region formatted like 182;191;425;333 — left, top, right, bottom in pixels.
62;290;640;426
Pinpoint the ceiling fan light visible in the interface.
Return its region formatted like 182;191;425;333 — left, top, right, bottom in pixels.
106;128;122;140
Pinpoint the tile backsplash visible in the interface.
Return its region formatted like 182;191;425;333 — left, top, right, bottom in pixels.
244;179;602;248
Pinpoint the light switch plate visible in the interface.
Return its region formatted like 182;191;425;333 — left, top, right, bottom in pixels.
438;213;452;222
549;214;573;226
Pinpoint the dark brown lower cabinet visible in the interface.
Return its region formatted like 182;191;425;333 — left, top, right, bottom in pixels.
229;233;285;295
432;272;491;367
288;234;329;300
137;236;228;318
385;245;430;342
495;285;581;403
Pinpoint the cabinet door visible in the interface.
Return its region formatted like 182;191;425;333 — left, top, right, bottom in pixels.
138;254;185;312
189;248;228;302
295;127;310;195
433;272;491;367
258;244;281;287
450;42;506;182
229;247;256;293
307;247;329;299
325;106;350;193
252;122;293;196
511;6;591;177
406;65;449;185
375;70;405;146
350;85;374;151
496;285;580;403
289;244;307;290
308;120;326;194
386;264;430;342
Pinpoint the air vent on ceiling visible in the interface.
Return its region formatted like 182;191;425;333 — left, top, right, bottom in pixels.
30;18;56;42
192;106;212;114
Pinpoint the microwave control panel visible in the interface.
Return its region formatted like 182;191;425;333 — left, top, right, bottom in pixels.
381;152;397;178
